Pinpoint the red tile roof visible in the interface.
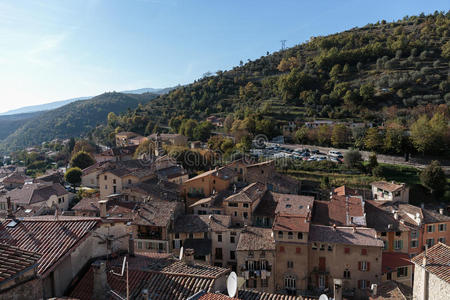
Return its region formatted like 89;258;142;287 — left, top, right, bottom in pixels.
411;242;450;284
273;215;310;232
0;217;99;276
308;225;384;247
371;181;405;192
274;193;314;217
0;243;41;283
382;252;413;273
236;227;275;251
333;185;358;196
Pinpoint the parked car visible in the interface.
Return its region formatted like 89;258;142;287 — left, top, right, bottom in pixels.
329;156;342;163
328;150;343;157
311;149;319;154
316;156;327;161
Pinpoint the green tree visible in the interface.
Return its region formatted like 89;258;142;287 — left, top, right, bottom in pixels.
384;126;405;154
317;125;331;146
70;151;95;170
367;153;378;173
144;121;156;135
294;126;309;144
364;128;383;152
134;140;155;158
410;115;434;154
193;121;213;142
420;161;447;198
331;124;349;147
359;83;375;103
179;119;198;139
65;167;82;185
344;150;362;169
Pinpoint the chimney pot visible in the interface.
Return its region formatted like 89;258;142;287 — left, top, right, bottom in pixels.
6;196;14;219
128;233;135;257
439;208;444;215
92;261;109;300
99;200;108;218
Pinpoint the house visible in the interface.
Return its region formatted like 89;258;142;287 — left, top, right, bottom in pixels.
381;252;413;287
121;178;182;202
420;206;450;250
148;133;188;147
236;226;276;293
115;131;140;147
0;243;41;298
223;182;267;227
313;194;367;227
0;182;71;212
307;225;384;298
245;161;301;194
156;164;189;184
0;215;130;298
371;181;409;203
69;252;231;300
368;280;412;300
411;243;450;300
93;145;138;162
206;115;225;127
98;167;155;198
1;172;30;190
172;214;232;264
183;166;238;210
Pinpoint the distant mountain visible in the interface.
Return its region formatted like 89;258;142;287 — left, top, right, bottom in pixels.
0;92;158;152
0;111;44;140
0;87;174;116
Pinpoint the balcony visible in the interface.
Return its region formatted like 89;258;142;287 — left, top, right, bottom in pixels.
135;239;169;253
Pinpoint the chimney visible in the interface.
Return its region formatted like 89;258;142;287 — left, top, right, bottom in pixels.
439;208;444;215
184;248;195;266
99;200;108;218
92;261;109;300
333;278;342;300
371;284;378;297
6;196;14;219
128;232;135;257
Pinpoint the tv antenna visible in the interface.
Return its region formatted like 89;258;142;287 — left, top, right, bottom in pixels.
110;257;129;300
179;246;184;260
280;40;287;50
227;271;238;298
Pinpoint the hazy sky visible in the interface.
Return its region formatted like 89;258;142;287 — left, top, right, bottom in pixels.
0;0;448;113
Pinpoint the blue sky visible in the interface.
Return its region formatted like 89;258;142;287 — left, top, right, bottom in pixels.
0;0;448;113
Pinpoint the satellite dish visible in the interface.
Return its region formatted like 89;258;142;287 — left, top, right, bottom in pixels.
319;294;328;300
227;271;238;298
179;246;184;260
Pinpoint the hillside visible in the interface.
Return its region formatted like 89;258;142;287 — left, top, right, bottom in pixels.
0;111;43;140
0;92;158;152
0;97;90;116
93;12;449;154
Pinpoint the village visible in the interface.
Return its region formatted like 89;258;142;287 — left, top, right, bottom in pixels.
0;130;449;300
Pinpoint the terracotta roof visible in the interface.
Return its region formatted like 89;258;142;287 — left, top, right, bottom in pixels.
185;167;236;183
156;165;186;179
369;280;411;300
174;215;231;233
238;290;304;300
224;182;266;204
411;242;450;284
70;253;230;300
123;179;181;201
365;201;415;232
116;131;139;137
273;215;310;232
253;192;278;218
0;217;99;276
371;181;405;192
0;182;68;206
236;227;275;251
333;185;358;196
0;243;41;284
133;201;182;227
313;196;366;227
184;238;212;256
382;252;413;273
148;133;186;140
308;224;384;247
421;207;450;223
72;196;101;212
274;193;314;217
2;172;30;184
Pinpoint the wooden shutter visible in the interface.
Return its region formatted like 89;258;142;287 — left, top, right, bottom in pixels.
357;280;361;289
296;247;301;254
358;261;361;271
367;262;370;271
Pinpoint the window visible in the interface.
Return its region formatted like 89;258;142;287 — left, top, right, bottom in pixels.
327;245;332;251
394;240;403;250
247;260;254;270
359;261;369;271
426;238;434;247
189;233;193;239
243;203;249;208
387;272;392;280
397;266;408;277
411;240;418;248
128;179;132;184
381;232;387;236
312;243;317;250
280;246;285;252
427;225;435;233
218;234;222;242
343;269;351;279
438;237;446;243
278;231;283;238
230;236;235;243
411;231;419;238
319;244;325;251
261;279;268;288
260;251;266;258
215;248;223;260
228;203;238;207
344;247;350;254
296;247;301;254
113;179;116;184
248;251;254;258
297;232;303;240
104;175;107;180
288;232;293;239
260;260;267;269
230;251;236;260
234;212;237;217
105;185;108;190
439;224;447;232
243;212;248;219
204;232;208;239
359;280;368;289
361;249;367;255
383;240;388;250
284;276;296;289
318;275;325;289
395;231;401;237
287;261;294;268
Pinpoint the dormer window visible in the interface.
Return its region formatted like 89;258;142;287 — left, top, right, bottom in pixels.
278;231;283;238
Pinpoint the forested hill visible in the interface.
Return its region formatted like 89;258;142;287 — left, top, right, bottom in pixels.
95;12;449;146
0;92;158;152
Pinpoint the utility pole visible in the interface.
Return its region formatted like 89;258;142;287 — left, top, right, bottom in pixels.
280;40;287;51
